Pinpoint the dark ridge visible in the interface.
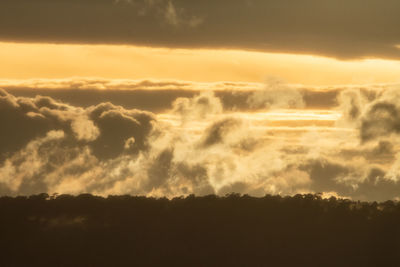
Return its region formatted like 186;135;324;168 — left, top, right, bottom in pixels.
0;193;399;266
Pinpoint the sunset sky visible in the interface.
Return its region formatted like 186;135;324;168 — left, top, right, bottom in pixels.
1;0;400;200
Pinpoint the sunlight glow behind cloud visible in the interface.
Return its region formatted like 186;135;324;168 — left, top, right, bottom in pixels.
1;42;400;85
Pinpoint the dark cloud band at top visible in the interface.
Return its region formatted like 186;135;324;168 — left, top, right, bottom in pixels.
1;0;400;60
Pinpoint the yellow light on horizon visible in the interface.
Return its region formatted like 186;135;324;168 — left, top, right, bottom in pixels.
0;41;400;86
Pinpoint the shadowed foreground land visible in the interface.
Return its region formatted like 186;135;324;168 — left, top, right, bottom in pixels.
1;194;399;267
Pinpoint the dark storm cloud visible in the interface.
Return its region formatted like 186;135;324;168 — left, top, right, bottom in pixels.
1;0;400;59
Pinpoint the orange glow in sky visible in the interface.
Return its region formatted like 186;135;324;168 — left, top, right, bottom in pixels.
1;42;400;86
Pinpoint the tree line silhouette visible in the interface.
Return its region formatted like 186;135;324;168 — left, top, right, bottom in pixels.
0;193;399;266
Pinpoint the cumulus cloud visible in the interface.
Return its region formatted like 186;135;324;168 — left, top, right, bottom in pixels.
87;103;155;159
200;118;242;148
335;86;400;143
172;91;223;123
0;89;69;159
360;102;400;142
0;89;296;197
336;89;365;125
0;88;156;160
0;89;157;195
247;77;305;109
0;130;65;194
1;86;400;201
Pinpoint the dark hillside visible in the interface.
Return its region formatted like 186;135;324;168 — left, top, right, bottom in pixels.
0;194;399;266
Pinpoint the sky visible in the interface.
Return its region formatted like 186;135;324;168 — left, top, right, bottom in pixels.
1;0;400;201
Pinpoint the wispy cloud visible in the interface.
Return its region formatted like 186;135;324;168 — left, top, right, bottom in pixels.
1;83;400;200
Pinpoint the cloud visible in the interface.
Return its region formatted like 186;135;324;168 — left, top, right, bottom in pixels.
0;78;263;91
0;130;66;195
1;0;400;59
200;118;242;148
360;102;400;142
87;103;155;159
172;91;223;122
0;89;157;195
114;0;203;28
71;116;99;142
335;87;400;143
0;89;70;159
1;78;353;113
1;87;400;201
339;140;396;165
0;87;155;161
0;89;293;197
336;89;365;125
247;77;305;109
300;158;352;196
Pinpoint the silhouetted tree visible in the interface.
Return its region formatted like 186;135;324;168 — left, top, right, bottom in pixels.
0;194;399;266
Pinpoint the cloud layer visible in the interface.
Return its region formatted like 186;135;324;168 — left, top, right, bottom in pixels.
1;78;357;112
1;0;400;59
1;82;400;201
